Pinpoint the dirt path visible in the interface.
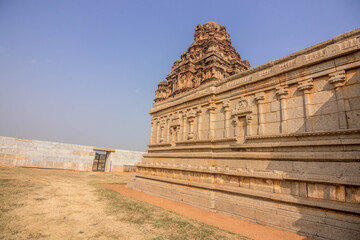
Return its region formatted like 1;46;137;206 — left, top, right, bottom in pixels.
104;184;313;240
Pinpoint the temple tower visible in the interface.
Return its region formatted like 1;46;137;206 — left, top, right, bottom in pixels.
154;22;250;103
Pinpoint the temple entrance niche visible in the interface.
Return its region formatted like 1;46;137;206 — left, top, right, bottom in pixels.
231;97;252;144
170;126;180;146
235;117;246;144
169;113;181;146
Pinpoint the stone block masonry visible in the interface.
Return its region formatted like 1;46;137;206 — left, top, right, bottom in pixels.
128;23;360;240
0;136;144;172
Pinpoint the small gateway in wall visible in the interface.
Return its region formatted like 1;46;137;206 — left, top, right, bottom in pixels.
128;22;360;240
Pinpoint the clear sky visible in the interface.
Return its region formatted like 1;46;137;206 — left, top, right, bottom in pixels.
0;0;359;151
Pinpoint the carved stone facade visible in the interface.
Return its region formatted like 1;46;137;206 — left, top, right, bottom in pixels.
129;25;360;240
154;22;250;103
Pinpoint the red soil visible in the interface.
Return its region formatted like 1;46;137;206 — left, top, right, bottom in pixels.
103;184;314;240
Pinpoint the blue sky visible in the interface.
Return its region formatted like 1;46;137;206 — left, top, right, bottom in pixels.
0;0;359;151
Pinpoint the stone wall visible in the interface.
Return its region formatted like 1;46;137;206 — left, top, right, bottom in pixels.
105;150;144;172
0;136;143;172
128;27;360;240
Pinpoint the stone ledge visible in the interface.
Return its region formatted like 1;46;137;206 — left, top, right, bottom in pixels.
175;139;212;145
136;175;360;215
136;164;360;186
143;151;360;161
147;143;172;147
231;139;360;149
246;128;360;140
148;138;237;150
148;138;360;152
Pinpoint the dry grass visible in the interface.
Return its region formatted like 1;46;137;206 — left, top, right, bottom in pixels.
0;166;251;240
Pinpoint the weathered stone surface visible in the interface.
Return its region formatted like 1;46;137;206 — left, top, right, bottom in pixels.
129;24;360;240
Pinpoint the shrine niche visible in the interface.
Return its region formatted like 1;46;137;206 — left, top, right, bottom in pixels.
231;97;252;143
154;22;250;103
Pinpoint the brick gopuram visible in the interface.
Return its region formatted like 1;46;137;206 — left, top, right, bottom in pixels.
128;23;360;239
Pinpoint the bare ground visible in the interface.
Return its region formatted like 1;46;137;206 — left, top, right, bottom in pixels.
0;166;250;240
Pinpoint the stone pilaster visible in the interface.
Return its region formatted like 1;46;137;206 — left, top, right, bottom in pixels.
329;70;347;129
298;80;313;132
156;119;161;143
170;127;176;146
255;92;265;135
181;112;187;141
149;119;155;144
165;117;170;143
187;110;196;140
187;118;195;140
176;126;180;142
223;100;230;138
276;87;289;133
160;124;164;143
207;105;216;140
196;108;202;140
232;119;238;138
246;115;252;137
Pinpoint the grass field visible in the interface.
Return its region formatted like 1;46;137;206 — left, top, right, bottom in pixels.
0;166;251;240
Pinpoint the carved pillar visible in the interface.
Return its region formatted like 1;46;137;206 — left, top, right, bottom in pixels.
223;100;230;138
170;127;176;146
176;126;180;142
165;117;170;143
276;87;289;133
329;70;347;129
232;119;238;138
187;110;196;140
149;120;155;144
255;92;265;135
246;115;252;137
181;112;187;141
156;119;161;143
160;125;164;143
196;108;202;140
298;80;313;132
207;105;216;140
187;118;195;140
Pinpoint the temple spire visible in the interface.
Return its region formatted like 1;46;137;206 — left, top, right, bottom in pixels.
154;22;250;103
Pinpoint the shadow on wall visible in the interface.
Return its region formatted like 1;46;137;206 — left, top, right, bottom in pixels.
263;68;360;240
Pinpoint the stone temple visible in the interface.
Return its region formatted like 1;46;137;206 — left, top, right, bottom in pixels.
128;22;360;239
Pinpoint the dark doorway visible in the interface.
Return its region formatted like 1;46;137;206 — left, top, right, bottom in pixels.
92;151;107;172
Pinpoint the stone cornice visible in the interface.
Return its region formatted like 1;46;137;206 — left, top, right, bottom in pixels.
246;128;360;140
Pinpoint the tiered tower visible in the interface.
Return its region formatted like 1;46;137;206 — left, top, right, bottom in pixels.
154;22;250;103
